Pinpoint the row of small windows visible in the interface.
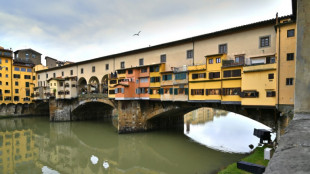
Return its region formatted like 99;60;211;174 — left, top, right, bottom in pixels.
14;67;32;72
0;59;9;64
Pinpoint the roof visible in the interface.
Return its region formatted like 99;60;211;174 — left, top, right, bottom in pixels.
45;56;58;61
205;53;225;58
36;15;293;73
47;77;65;82
116;63;163;71
14;48;42;55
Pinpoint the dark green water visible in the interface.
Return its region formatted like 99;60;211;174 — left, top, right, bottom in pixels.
0;115;247;174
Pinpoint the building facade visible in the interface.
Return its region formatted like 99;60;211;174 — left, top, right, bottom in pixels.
14;48;42;65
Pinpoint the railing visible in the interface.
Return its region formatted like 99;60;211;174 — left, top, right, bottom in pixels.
78;93;108;100
222;58;245;67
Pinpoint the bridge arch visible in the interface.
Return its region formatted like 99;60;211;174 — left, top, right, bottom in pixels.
101;74;108;94
89;76;100;94
78;77;87;94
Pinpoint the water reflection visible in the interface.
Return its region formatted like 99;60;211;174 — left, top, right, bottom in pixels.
0;117;246;174
184;108;275;153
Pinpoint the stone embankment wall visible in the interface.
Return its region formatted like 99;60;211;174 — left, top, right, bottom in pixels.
0;102;49;118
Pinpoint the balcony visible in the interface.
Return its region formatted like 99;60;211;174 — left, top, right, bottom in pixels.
109;73;118;79
173;65;187;73
222;58;245;68
243;63;276;72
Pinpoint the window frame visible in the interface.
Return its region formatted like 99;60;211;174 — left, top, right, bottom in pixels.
218;44;227;54
186;50;193;59
287;29;295;37
139;58;144;66
259;35;270;48
160;54;166;63
287;53;294;61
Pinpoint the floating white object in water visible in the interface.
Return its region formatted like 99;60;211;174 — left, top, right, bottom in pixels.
103;160;109;169
42;166;60;174
90;155;99;164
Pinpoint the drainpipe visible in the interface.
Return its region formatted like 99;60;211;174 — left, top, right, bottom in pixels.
277;26;281;110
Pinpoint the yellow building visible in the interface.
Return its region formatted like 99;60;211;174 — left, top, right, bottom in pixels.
188;64;208;102
276;17;296;109
0;47;13;104
149;63;165;100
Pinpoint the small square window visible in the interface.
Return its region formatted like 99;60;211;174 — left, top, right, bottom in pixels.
106;64;109;70
260;36;270;47
286;78;294;85
53;73;56;78
121;62;125;69
268;73;274;79
15;89;19;94
219;44;227;54
5;59;8;63
139;58;144;66
160;54;166;63
15;82;18;86
216;58;221;63
287;53;294;61
287;29;295;37
209;59;213;64
187;50;193;59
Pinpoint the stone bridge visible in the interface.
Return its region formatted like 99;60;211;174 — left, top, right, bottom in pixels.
47;93;282;134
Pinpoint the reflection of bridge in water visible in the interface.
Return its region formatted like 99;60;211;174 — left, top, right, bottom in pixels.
0;117;245;174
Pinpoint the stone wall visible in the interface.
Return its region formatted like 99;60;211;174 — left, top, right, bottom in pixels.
0;102;49;118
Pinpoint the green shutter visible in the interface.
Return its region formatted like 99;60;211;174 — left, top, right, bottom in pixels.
174;88;178;95
169;88;173;94
185;88;189;95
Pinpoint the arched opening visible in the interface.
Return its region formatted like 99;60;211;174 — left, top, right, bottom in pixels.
101;74;109;94
78;77;87;95
72;101;114;121
88;76;99;94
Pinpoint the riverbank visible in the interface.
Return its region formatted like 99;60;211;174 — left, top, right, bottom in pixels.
218;146;270;174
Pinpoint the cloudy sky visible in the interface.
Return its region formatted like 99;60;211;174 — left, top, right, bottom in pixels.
0;0;292;65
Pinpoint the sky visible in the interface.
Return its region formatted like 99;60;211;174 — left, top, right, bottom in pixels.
0;0;292;65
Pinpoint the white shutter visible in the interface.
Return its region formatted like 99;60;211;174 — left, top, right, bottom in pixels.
121;88;124;93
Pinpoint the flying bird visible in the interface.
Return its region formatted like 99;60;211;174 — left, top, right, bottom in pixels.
133;31;141;36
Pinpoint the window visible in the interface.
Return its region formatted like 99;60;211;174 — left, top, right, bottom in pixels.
92;66;95;72
70;70;73;75
21;68;26;72
219;44;227;54
46;74;49;78
209;72;220;79
268;73;274;79
208;58;213;64
53;73;56;78
0;73;1;77
150;66;159;72
32;54;36;58
14;67;20;71
286;78;294;85
26;53;29;59
241;90;259;98
27;68;32;72
109;90;115;94
222;88;241;95
60;82;63;87
206;89;221;95
13;74;20;79
141;68;147;73
14;96;19;101
5;74;8;78
128;69;133;74
62;71;64;76
38;75;40;80
24;75;31;79
223;70;231;78
192;73;206;79
187;50;193;59
223;69;241;78
216;58;221;63
175;73;187;80
118;70;126;74
5;59;8;63
287;29;295;37
140;77;148;83
0;81;2;85
5;90;10;93
160;54;166;63
26;90;30;96
106;64;109;70
6;82;8;86
266;91;276;97
139;58;144;66
25;82;29;87
287;53;294;61
121;61;125;69
260;36;270;47
162;74;172;81
191;89;204;95
15;89;19;94
33;76;35;80
150;77;160;83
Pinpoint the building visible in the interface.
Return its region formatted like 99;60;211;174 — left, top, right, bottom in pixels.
45;56;75;69
34;15;296;112
0;47;13;104
14;48;42;65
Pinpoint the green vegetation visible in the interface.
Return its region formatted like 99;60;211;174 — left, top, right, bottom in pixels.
218;146;271;174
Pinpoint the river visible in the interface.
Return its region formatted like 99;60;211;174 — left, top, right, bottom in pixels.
0;108;273;174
